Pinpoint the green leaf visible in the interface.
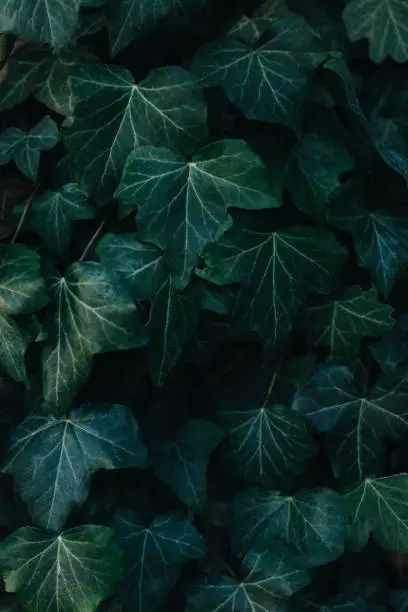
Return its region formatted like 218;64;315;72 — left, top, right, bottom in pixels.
107;0;205;56
302;286;393;361
43;262;147;412
328;188;408;297
370;118;408;183
150;418;224;511
192;13;325;134
287;133;355;219
187;542;311;611
0;116;60;180
0;0;81;50
343;474;408;551
64;63;208;202
372;314;408;375
115;140;280;289
232;487;344;565
148;276;202;386
293;365;408;483
3;405;147;532
116;512;206;612
227;0;288;44
391;589;408;612
96;233;167;300
0;525;123;612
28;184;95;257
199;225;347;351
343;0;408;63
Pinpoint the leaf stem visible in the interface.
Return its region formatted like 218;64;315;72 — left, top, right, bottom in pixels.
79;218;106;262
262;355;283;408
11;185;38;243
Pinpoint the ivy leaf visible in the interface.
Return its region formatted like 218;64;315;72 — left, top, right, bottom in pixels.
116;512;206;612
302;286;393;362
372;313;408;375
227;0;288;44
28;184;95;257
96;234;167;300
232;487;344;565
115;140;280;289
3;405;147;532
187;542;311;611
287;133;355;219
343;0;408;63
343;474;408;551
199;225;347;352
328;189;408;297
148;276;202;386
43;262;147;412
64;63;208;202
0;0;81;50
192;13;325;135
370;118;408;184
293;365;408;484
150;419;224;511
0;525;123;612
0;116;60;180
107;0;205;56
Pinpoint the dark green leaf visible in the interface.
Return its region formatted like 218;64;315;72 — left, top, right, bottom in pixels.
227;0;288;44
391;589;408;612
372;313;408;375
370;118;408;183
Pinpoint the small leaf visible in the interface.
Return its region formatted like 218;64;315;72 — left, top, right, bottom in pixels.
232;487;344;565
0;525;123;612
372;313;408;375
3;405;147;532
116;512;206;612
343;474;408;551
150;419;224;511
370;118;408;183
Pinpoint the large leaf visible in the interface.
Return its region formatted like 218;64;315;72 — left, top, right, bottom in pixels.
191;13;325;134
232;487;344;565
116;512;206;612
199;225;347;352
42;262;147;412
96;234;167;300
28;184;95;257
343;474;408;551
0;525;123;612
64;63;208;202
293;365;408;483
150;419;224;511
287;133;355;220
107;0;205;56
3;405;147;532
343;0;408;63
0;0;81;50
302;286;393;362
187;542;311;611
115;140;280;289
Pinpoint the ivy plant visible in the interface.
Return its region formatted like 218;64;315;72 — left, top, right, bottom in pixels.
1;0;408;611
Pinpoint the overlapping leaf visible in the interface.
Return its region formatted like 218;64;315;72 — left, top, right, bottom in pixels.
0;525;123;612
115;140;280;289
64;62;208;201
370;118;408;183
372;313;408;375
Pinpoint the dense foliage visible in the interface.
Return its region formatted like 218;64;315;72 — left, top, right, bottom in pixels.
1;0;408;610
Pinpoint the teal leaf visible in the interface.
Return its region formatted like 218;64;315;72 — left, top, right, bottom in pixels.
302;286;393;361
0;525;123;612
227;0;288;45
28;184;95;257
343;0;408;63
96;234;167;300
232;487;344;565
116;512;206;612
150;419;224;511
64;63;208;202
0;0;81;50
148;276;202;386
107;0;205;56
192;13;325;134
42;262;147;412
370;118;408;183
293;365;408;483
115;140;280;289
199;225;347;351
187;542;311;611
343;474;408;551
372;313;408;375
3;405;147;532
391;589;408;612
287;132;355;219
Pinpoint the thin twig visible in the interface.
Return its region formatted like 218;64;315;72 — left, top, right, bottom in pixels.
262;355;283;409
79;217;106;262
11;185;38;243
